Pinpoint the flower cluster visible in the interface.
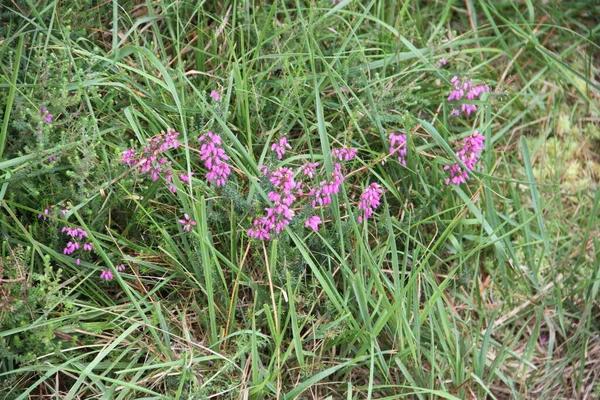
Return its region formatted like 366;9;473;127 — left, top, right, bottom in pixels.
248;167;299;239
357;183;383;223
444;131;485;185
310;163;345;208
100;264;127;281
447;76;490;116
62;227;93;265
198;131;231;187
331;147;357;161
271;136;292;160
300;162;319;179
179;213;197;232
121;128;180;190
210;90;221;102
41;107;53;123
389;133;407;166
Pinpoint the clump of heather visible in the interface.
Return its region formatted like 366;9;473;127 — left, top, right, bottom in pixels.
447;76;490;116
444;131;486;185
121;128;180;186
61;226;93;265
357;183;383;223
331;147;357;161
271;136;292;160
388;133;407;166
198;131;231;187
100;264;127;281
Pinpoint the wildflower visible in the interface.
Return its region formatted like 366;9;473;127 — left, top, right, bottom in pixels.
116;264;127;272
198;131;231;186
332;0;342;3
179;172;194;184
179;213;197;232
389;133;407;166
357;183;383;223
41;107;53;123
300;162;319;178
444;131;485;185
100;269;114;281
258;165;269;176
271;136;292;160
122;128;180;189
83;243;93;251
305;216;322;231
38;209;50;220
47;155;57;162
437;57;447;67
447;76;490;116
248;217;271;240
331;147;357;161
210;90;221;102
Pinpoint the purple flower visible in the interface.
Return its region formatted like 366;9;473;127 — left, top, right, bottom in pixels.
100;269;114;281
331;147;357;161
271;136;292;160
248;217;271;240
179;213;197;232
357;183;383;223
41;107;53;123
444;131;485;185
446;76;490;116
305;216;322;231
83;243;93;251
389;133;407;166
38;208;50;220
179;172;194;184
300;162;319;178
198;131;231;186
116;264;127;272
210;90;221;102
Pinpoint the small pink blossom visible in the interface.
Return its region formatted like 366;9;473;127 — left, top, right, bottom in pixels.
179;172;194;184
331;147;357;161
210;90;221;102
300;162;319;178
38;209;50;220
389;133;407;166
116;264;127;272
100;270;114;281
271;136;292;160
357;183;383;223
179;213;197;232
444;131;485;185
41;107;53;123
305;216;322;231
198;131;231;186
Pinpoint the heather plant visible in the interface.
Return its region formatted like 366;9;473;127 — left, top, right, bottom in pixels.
1;1;599;399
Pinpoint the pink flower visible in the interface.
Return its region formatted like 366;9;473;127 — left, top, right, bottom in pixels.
389;133;407;166
198;131;231;186
179;213;197;232
38;208;50;220
305;216;322;231
248;217;271;240
300;162;319;178
438;57;447;67
331;147;357;161
210;90;221;102
444;131;485;185
116;264;127;272
100;269;114;281
41;107;53;123
271;136;292;160
179;172;194;184
446;76;490;116
357;182;383;223
83;243;93;251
